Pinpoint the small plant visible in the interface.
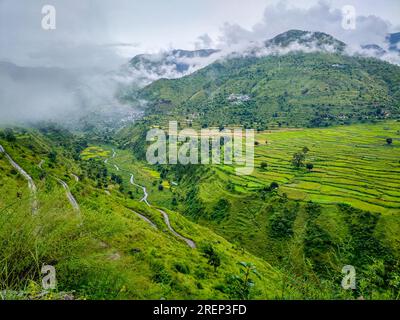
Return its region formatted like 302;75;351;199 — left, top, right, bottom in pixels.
174;262;190;274
225;262;261;300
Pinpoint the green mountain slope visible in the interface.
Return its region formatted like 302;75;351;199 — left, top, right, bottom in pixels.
1;126;321;300
137;31;400;129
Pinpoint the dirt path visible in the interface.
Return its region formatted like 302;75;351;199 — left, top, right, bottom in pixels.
1;144;38;214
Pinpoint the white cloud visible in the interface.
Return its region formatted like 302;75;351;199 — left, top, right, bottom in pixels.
217;1;394;49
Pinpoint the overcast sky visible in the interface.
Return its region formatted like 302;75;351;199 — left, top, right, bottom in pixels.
0;0;399;69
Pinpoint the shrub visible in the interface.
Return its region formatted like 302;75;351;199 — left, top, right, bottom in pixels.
174;262;190;274
260;161;268;170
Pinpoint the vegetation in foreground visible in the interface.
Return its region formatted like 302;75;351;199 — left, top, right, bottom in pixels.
1;119;399;300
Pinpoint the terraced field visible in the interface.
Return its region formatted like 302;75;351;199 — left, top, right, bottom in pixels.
215;121;400;214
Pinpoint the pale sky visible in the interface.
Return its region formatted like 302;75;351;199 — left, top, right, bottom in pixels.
0;0;399;68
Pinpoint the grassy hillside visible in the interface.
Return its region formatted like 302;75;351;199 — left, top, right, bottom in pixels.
1;120;399;299
138;52;400;129
3;126;333;300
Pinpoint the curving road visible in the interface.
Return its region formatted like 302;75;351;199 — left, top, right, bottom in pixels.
129;209;157;229
106;148;196;248
158;209;196;248
37;159;80;214
130;174;149;206
1;144;38;214
56;178;80;213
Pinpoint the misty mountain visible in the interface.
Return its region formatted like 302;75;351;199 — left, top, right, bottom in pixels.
387;32;400;52
125;49;220;86
2;29;399;128
0;61;141;128
264;30;346;53
138;30;400;129
360;32;400;56
360;44;387;56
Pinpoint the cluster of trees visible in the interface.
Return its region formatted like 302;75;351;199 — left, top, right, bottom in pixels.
81;159;109;188
0;128;17;142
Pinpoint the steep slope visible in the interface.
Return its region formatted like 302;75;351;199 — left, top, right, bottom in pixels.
3;126;322;300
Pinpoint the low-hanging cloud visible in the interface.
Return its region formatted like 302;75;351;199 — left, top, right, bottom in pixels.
218;1;395;48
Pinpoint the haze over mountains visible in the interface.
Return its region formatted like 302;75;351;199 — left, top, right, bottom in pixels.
1;29;400;127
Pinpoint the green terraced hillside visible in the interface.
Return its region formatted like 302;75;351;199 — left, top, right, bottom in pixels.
217;121;400;214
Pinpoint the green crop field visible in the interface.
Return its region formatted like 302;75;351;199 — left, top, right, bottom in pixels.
210;121;400;215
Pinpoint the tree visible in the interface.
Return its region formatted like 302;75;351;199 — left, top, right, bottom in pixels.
111;173;123;185
386;138;393;145
158;184;164;191
202;244;221;272
292;151;306;168
306;163;314;171
260;161;268;170
3;128;16;142
270;182;279;190
303;146;310;154
48;150;57;163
